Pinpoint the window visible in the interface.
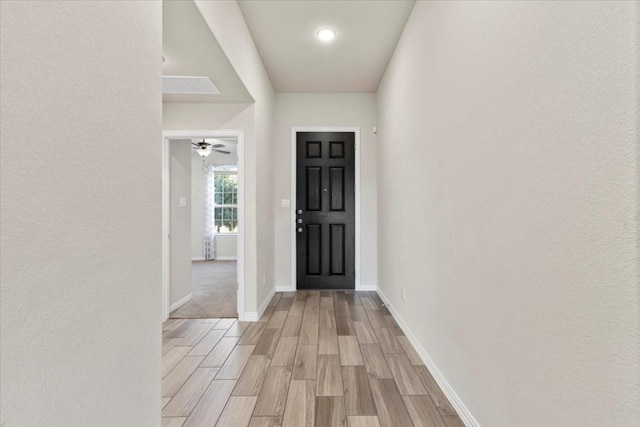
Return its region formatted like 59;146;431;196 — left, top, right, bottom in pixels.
213;173;238;233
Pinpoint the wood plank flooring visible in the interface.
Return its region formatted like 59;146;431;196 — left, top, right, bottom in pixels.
162;291;463;426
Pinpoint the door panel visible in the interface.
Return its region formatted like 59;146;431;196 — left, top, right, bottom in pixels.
306;167;322;211
296;132;355;289
306;224;322;275
329;224;345;275
329;167;345;211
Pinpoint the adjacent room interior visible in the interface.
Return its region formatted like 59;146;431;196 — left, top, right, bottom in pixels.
167;136;239;319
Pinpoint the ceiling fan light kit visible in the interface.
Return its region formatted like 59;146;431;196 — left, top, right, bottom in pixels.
195;146;212;158
191;139;232;168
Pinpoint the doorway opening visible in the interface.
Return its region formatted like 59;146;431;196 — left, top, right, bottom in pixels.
162;130;245;321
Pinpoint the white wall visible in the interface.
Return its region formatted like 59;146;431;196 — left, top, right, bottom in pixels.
376;1;639;426
273;94;378;289
194;0;276;315
0;2;162;426
213;236;238;260
170;140;192;305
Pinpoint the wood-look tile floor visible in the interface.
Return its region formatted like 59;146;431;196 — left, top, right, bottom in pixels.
162;291;464;427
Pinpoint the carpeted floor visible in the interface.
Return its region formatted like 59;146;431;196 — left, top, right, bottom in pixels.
169;260;237;319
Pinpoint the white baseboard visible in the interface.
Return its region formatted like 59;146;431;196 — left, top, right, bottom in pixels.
192;256;205;261
239;312;258;321
169;292;194;313
215;256;237;261
376;288;480;427
275;285;295;292
258;287;276;317
239;287;276;321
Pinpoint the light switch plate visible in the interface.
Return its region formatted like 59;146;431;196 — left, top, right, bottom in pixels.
178;197;187;208
281;199;290;208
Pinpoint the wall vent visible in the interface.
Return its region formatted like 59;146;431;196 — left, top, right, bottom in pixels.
162;76;220;95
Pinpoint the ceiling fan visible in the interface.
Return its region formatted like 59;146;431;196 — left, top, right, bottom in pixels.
191;138;231;156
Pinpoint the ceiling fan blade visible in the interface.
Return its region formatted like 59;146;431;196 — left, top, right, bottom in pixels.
192;142;211;148
213;149;231;154
211;144;225;148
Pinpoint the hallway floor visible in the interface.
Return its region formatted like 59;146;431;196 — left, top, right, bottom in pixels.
162;290;463;427
170;261;237;319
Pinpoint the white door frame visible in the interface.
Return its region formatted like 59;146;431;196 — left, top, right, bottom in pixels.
162;129;245;321
289;126;361;291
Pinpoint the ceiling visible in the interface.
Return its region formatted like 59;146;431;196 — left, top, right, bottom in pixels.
162;0;252;103
237;0;415;92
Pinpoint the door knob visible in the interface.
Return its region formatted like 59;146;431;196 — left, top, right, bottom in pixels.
297;227;303;233
297;219;303;223
297;209;303;214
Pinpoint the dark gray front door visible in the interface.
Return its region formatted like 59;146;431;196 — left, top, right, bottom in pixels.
296;131;355;289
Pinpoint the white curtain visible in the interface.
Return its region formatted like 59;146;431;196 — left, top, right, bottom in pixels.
203;163;216;260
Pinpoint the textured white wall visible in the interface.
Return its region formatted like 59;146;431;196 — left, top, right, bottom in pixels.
273;93;378;289
195;0;276;313
170;141;193;305
0;2;162;426
377;1;639;425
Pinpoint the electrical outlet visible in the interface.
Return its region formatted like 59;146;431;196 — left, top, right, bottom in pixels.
401;287;406;301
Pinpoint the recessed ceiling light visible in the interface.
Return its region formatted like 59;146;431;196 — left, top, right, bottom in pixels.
316;28;336;43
